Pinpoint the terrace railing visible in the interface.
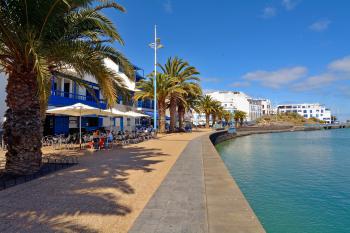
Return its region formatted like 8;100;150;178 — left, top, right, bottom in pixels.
49;90;107;109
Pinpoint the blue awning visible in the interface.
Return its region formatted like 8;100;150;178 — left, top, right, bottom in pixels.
144;111;170;120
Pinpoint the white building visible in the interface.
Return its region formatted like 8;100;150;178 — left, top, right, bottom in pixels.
207;91;263;121
192;91;266;125
255;99;273;115
277;103;332;124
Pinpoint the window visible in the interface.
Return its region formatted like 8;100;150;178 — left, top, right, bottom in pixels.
310;110;313;113
304;114;308;118
303;110;307;113
298;110;302;112
316;114;319;118
310;114;313;117
302;106;305;108
127;118;131;126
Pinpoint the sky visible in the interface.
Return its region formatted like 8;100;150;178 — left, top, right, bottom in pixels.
107;0;350;121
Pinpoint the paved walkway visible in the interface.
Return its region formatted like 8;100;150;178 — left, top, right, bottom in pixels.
129;136;208;233
0;130;209;233
129;133;266;233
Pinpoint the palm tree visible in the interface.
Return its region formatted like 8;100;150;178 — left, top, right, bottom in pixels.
177;83;202;129
211;101;223;125
134;73;184;133
197;95;216;128
0;0;133;175
160;57;199;132
233;110;247;127
223;110;233;125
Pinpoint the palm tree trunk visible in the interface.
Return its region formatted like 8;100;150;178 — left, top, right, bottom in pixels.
158;101;166;133
4;70;43;175
205;114;210;128
212;114;216;125
169;95;177;132
178;104;185;129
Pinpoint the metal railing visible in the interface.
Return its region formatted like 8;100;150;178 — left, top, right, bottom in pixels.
51;90;106;105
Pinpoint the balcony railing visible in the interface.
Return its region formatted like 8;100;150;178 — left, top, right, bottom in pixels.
137;100;154;109
49;90;107;109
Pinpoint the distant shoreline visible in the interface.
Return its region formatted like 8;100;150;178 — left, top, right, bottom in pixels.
210;124;349;145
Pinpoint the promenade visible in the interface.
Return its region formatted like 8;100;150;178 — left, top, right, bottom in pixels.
0;130;209;233
0;129;265;233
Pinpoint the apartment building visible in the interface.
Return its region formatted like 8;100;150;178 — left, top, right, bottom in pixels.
277;103;332;124
192;91;268;125
207;91;264;121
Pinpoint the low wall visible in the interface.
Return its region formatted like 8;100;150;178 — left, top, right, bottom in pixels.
209;130;237;145
203;131;266;233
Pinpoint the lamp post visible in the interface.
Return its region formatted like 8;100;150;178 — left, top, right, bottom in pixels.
149;25;163;131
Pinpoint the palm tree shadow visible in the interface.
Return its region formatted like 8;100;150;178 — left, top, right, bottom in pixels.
0;146;168;232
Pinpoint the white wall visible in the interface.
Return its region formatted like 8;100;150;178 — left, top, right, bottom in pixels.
208;91;254;121
0;74;7;123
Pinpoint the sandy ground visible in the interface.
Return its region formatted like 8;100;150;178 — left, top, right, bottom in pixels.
0;129;210;233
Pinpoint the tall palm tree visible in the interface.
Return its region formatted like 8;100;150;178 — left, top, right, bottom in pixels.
159;57;199;132
134;73;184;133
0;0;133;175
197;95;216;128
177;83;202;129
211;101;223;125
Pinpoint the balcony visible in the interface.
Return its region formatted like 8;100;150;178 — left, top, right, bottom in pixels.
49;90;107;109
137;99;154;110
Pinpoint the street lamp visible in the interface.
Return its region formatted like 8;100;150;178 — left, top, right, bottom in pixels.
149;25;163;131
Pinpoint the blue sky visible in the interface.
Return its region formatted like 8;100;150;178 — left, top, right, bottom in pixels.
108;0;350;121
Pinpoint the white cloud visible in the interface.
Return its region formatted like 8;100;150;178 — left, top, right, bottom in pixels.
282;0;300;10
163;0;173;14
230;81;251;88
309;19;331;32
292;73;337;91
243;66;307;88
292;56;350;91
328;56;350;73
261;7;276;19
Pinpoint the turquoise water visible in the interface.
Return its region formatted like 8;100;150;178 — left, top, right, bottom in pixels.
216;129;350;233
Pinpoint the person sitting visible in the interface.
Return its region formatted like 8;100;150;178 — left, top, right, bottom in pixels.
99;137;105;150
107;131;113;143
104;130;113;149
92;130;100;149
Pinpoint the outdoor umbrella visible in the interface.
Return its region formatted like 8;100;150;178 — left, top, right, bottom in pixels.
47;103;111;148
125;111;150;118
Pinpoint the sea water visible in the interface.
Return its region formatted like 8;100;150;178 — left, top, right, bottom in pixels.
216;129;350;233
